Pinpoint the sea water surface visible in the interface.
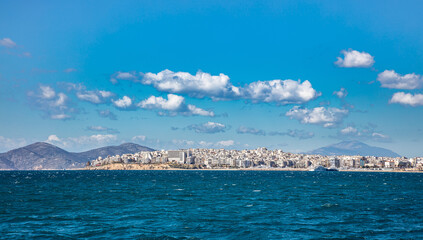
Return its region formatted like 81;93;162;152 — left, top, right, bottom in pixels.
1;170;422;239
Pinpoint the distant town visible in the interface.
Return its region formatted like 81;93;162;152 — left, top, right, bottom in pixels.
87;148;423;171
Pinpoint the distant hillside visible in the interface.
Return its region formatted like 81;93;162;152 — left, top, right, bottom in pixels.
0;142;154;170
307;140;401;157
76;143;154;162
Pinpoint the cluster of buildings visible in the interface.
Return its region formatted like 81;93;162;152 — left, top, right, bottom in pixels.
88;147;423;171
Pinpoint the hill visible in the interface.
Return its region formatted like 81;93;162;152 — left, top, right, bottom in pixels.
76;143;154;162
307;140;401;157
0;142;154;170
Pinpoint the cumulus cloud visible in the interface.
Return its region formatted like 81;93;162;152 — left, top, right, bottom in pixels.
377;70;423;89
337;125;391;142
389;92;423;106
187;122;227;134
236;126;266;136
110;71;138;84
243;79;319;104
333;88;348;98
286;106;348;128
111;69;320;104
112;96;133;109
340;126;358;135
46;134;118;151
86;126;119;134
40;85;56;99
47;134;61;143
97;109;117;120
268;129;314;139
141;69;239;99
28;85;76;120
0;38;17;48
335;49;374;68
138;94;214;116
65;83;114;104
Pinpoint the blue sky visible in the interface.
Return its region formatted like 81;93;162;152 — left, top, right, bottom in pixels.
1;0;423;156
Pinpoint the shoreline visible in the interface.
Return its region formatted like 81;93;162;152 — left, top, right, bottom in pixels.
80;164;423;173
2;165;422;173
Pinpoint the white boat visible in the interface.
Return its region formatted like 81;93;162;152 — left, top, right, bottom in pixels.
310;166;327;171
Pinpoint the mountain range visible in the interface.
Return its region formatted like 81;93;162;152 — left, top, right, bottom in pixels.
306;140;401;158
0;142;154;170
0;140;401;170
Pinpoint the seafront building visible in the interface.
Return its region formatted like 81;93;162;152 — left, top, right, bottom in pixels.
88;148;423;171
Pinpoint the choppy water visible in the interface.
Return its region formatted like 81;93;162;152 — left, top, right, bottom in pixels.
1;170;422;239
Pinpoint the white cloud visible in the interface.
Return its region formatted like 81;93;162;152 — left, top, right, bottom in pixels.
140;94;184;111
111;69;320;104
243;79;319;104
99;90;113;98
0;38;17;48
113;96;133;109
28;85;75;120
389;92;423;106
50;114;71;120
188;122;227;133
47;135;61;142
335;49;374;68
286;106;348;128
138;94;214;116
372;132;391;142
141;69;239;99
46;134;118;150
40;86;56;99
187;105;214;117
216;140;235;147
377;70;423;89
337;125;391;142
340;126;358;135
111;71;138;83
333;88;348;98
236;126;266;136
66;83;114;104
76;92;102;103
0;136;27;152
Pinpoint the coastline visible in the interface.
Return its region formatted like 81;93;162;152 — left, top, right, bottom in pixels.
2;164;422;173
78;163;423;173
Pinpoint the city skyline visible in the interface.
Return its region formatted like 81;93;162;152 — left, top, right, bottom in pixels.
2;1;423;156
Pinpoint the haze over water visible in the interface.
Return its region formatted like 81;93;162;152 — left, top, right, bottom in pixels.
1;170;422;239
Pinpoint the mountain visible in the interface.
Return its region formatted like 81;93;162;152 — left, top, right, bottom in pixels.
307;140;401;157
0;142;154;170
76;143;154;162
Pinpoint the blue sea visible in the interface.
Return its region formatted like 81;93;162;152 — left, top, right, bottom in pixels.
1;170;422;239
